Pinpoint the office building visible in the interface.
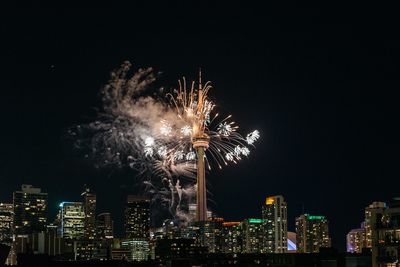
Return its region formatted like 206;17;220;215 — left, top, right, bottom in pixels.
242;218;264;253
364;201;386;248
125;196;150;239
97;212;113;240
59;202;85;240
13;185;47;235
295;213;331;253
221;221;242;254
369;199;400;267
82;186;97;240
262;195;288;253
0;203;15;265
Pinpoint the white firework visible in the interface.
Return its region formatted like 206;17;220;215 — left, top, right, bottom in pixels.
180;125;192;136
246;130;260;145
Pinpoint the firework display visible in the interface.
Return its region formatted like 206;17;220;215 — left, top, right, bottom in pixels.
70;62;259;223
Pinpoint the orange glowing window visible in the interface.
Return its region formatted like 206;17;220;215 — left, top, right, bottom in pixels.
266;197;274;205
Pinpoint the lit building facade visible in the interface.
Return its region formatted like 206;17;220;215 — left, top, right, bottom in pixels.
347;226;366;253
295;214;331;253
262;195;288;253
97;212;113;240
0;203;13;245
125;196;150;239
195;218;224;253
59;202;85;240
221;221;242;254
82;186;96;240
121;239;150;261
0;203;15;265
365;201;386;249
369;199;400;267
13;184;47;235
242;218;264;253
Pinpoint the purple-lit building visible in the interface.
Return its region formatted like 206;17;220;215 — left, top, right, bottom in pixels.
346;227;365;253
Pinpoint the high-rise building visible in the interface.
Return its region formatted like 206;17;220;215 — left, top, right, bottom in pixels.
347;226;366;253
0;203;13;245
97;213;113;240
242;218;264;253
364;201;386;249
82;186;97;240
221;221;242;254
368;199;400;267
195;218;224;253
13;185;47;235
295;214;331;253
59;202;85;240
125;196;150;239
0;203;15;265
262;195;288;253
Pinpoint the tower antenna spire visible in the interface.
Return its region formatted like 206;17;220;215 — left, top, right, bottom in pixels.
199;67;202;90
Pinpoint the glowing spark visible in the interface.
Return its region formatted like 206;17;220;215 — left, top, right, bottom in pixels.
225;152;234;161
180;125;192;136
186;151;196;161
157;146;168;158
217;122;234;136
144;136;155;147
246;130;260;145
144;146;153;157
173;150;185;161
160;120;172;136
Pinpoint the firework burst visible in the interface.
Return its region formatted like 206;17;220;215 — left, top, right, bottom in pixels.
70;62;259;223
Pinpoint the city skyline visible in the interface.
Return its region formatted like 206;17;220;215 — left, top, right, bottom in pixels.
0;183;393;253
1;3;399;255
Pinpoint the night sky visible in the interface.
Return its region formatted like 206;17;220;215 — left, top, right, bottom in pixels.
1;3;399;251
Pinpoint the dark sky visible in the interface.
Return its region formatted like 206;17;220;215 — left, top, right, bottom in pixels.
1;3;399;251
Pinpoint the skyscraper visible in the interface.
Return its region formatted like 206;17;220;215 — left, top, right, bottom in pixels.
295;214;331;253
242;218;264;253
59;202;85;240
97;213;113;240
368;199;400;267
13;184;47;235
262;195;288;253
81;186;96;240
221;221;242;254
0;203;13;245
0;203;15;265
125;196;150;239
347;226;366;253
364;201;386;249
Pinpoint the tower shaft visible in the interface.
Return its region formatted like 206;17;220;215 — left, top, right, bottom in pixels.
195;146;207;221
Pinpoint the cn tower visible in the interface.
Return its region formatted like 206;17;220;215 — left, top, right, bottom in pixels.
192;70;209;221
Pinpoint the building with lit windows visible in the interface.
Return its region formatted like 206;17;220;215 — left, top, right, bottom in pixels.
242;218;264;253
97;212;113;240
195;218;224;253
221;221;242;254
347;226;366;253
81;186;96;240
13;185;47;235
59;202;85;240
125;196;150;239
369;198;400;267
295;213;331;253
0;203;15;265
121;239;150;261
262;195;288;253
364;201;386;249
